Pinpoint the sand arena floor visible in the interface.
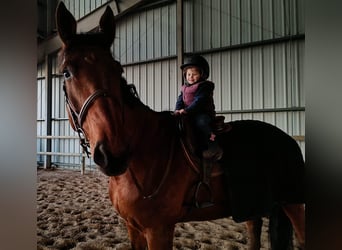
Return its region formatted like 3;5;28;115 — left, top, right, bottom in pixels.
37;168;299;250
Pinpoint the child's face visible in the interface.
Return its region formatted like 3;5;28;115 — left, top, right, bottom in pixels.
185;67;201;84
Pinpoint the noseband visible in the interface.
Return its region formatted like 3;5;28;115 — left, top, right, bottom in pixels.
63;83;108;157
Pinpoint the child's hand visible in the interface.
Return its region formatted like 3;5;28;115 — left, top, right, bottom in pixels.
179;109;187;114
174;109;187;115
174;110;181;116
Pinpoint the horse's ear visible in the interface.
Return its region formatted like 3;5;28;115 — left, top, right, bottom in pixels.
56;2;77;45
99;6;115;47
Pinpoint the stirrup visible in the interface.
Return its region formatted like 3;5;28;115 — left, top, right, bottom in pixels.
194;181;214;208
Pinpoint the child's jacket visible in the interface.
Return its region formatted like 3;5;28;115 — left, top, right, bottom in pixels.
175;80;215;117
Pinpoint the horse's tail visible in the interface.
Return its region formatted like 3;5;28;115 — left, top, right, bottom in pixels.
269;204;294;250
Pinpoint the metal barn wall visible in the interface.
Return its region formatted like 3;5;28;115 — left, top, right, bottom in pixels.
124;59;179;111
113;2;178;110
61;0;112;20
37;0;305;168
183;0;304;51
113;4;177;65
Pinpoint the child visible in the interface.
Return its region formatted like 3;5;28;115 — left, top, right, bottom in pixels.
174;55;223;161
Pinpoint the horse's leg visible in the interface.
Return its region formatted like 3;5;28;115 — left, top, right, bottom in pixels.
246;218;262;250
282;204;305;249
126;223;147;250
145;225;175;250
269;204;294;250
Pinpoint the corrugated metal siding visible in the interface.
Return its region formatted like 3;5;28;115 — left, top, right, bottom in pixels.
124;59;178;111
208;40;304;140
114;3;177;64
61;0;111;20
184;0;304;52
208;40;305;112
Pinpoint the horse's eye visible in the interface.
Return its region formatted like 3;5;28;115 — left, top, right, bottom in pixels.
63;69;72;80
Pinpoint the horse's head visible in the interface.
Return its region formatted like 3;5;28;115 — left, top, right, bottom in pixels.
56;2;129;176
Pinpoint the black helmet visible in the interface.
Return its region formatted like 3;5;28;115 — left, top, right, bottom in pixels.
180;54;210;79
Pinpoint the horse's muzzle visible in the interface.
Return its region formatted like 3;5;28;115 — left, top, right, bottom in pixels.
93;142;129;176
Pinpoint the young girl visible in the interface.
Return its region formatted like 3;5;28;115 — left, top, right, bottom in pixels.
174;55;222;161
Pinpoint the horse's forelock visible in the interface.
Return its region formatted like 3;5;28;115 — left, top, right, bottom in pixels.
57;51;65;73
64;33;112;48
58;33;115;72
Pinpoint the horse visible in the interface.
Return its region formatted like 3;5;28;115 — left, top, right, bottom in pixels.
55;2;305;249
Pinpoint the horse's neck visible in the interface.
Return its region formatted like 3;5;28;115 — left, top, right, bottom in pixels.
129;107;175;152
122;108;177;195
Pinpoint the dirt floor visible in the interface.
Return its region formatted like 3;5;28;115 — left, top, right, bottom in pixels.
37;168;300;250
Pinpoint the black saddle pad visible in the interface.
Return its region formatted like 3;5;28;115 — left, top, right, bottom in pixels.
219;120;305;222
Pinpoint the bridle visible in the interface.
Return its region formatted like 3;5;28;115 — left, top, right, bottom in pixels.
63;78;173;198
63;82;108;157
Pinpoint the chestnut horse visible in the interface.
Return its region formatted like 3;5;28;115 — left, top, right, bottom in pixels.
56;2;305;249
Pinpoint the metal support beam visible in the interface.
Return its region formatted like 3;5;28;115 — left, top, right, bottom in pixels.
46;0;58;37
45;55;53;169
176;0;184;85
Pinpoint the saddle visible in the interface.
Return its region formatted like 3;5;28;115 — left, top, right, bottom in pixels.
178;115;231;208
213;116;232;134
178;115;231;154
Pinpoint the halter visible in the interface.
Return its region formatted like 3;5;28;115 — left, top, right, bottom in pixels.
63;82;108;157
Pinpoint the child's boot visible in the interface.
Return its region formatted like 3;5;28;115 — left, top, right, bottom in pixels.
202;138;223;161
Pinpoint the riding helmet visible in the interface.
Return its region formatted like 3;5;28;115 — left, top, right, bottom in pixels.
180;55;210;79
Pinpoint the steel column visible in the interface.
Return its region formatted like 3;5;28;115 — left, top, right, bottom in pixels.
45;55;52;169
176;0;184;85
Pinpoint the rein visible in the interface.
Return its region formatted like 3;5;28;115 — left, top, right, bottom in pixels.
63;83;108;157
129;128;176;200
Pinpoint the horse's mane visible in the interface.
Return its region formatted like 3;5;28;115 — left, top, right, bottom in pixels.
120;77;178;131
120;77;147;108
